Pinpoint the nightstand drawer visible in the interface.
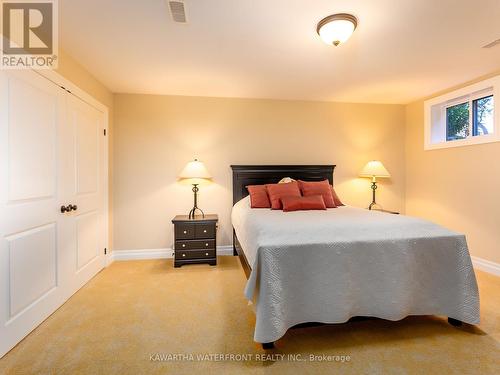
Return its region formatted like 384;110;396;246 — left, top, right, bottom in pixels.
175;223;195;239
175;239;215;250
172;214;218;268
176;249;216;260
195;223;215;239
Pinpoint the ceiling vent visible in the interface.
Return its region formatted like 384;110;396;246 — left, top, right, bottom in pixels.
482;38;500;49
167;1;187;23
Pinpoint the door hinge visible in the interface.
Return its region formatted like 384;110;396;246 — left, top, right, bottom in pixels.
104;129;107;136
104;248;107;255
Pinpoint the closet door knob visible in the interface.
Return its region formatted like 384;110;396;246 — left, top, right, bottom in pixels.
60;205;71;213
70;204;78;211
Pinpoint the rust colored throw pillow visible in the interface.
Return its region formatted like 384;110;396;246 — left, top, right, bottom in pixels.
331;186;344;206
298;180;336;208
265;181;301;210
281;195;326;212
247;185;271;208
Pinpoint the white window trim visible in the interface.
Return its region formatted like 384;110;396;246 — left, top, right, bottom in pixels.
424;75;500;150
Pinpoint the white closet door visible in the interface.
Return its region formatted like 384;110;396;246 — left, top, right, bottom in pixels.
64;94;106;292
0;70;106;358
0;70;67;358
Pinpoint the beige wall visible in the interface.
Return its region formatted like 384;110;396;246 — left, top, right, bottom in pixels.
57;47;500;266
54;49;500;266
29;49;500;268
56;49;115;248
57;49;113;108
405;71;500;264
113;94;405;250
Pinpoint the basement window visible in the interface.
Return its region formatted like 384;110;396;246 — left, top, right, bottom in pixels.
424;75;500;150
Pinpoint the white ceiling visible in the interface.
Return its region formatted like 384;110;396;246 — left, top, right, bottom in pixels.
60;0;500;104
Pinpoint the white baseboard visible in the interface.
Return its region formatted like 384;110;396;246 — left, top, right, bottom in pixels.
108;249;499;277
112;248;173;261
109;245;234;263
471;256;500;277
215;245;234;256
105;253;114;266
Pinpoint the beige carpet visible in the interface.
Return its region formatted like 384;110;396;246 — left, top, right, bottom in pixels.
0;256;499;375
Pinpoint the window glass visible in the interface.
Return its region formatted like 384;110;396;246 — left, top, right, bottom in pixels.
473;95;494;136
446;102;470;141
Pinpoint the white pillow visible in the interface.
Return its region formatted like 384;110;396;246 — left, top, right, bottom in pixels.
278;177;296;184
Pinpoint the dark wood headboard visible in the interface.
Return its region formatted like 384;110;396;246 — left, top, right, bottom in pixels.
230;165;335;204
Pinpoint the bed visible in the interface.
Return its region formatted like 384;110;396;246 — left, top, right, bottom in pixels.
230;165;480;348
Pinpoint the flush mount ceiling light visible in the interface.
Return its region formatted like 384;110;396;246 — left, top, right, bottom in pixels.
317;13;358;46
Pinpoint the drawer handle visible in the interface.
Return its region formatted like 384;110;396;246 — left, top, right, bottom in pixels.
203;229;207;233
182;244;186;248
183;230;187;234
205;243;209;247
205;252;209;256
182;254;186;257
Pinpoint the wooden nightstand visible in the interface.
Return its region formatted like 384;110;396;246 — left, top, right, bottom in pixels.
172;214;218;267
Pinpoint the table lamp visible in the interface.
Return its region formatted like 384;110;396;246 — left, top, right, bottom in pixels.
178;159;212;219
359;160;391;210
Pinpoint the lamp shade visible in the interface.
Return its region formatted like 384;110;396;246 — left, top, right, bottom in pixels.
178;159;212;184
359;161;391;178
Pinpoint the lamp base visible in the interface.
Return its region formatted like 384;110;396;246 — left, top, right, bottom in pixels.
368;202;383;210
368;181;380;210
188;207;205;220
188;184;205;219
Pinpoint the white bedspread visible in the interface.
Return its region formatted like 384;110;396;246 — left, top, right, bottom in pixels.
231;196;480;343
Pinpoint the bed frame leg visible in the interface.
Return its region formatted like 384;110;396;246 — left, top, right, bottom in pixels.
262;342;274;349
448;317;463;327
